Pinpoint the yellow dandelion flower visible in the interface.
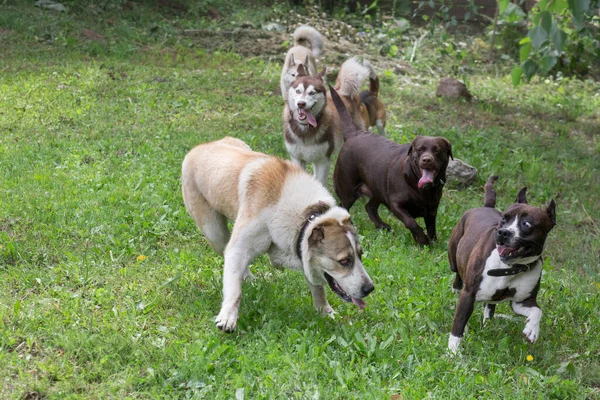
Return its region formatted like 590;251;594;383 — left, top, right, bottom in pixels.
137;255;147;262
526;354;534;362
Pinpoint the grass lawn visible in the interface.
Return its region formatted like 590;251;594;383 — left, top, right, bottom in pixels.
1;1;599;398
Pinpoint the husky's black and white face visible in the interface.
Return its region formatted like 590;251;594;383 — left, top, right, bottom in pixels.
288;81;326;128
287;65;327;129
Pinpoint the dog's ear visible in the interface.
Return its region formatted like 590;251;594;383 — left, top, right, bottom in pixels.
308;226;324;246
516;187;528;204
546;199;556;226
408;136;422;156
304;55;309;68
297;63;307;77
442;138;454;160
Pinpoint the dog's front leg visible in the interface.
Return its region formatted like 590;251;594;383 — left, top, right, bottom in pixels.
291;157;307;170
215;245;252;332
511;298;542;343
313;159;331;186
390;204;430;245
216;223;269;332
424;212;437;241
448;291;476;354
306;279;335;317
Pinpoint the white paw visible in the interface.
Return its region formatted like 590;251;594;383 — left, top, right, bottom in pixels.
523;323;539;343
321;305;336;319
215;309;238;332
452;288;461;295
448;334;462;355
243;270;256;281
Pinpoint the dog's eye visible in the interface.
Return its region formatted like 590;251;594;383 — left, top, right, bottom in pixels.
309;91;315;96
338;258;352;267
522;220;532;228
295;89;301;94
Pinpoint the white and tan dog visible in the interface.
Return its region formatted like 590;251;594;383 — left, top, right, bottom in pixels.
182;137;374;332
280;25;323;102
283;56;369;185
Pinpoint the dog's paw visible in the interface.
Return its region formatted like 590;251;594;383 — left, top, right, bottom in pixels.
243;269;256;281
215;310;238;333
523;323;539;343
414;231;431;246
321;305;336;319
377;223;392;231
447;334;462;355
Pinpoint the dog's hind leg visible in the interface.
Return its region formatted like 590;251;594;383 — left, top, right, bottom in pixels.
452;274;463;294
449;291;476;354
483;303;496;325
366;198;391;231
182;184;230;255
313;159;331;186
375;119;385;136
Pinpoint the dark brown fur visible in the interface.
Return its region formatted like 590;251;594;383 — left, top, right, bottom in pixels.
447;176;556;344
330;86;452;245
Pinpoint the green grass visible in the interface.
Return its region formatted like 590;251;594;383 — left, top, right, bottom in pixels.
1;2;599;398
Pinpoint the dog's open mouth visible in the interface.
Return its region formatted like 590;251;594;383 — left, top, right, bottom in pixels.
496;244;527;259
418;169;436;188
297;108;317;128
324;272;366;309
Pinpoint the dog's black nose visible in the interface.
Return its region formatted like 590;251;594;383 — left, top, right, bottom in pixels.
496;228;513;243
362;281;374;296
421;155;433;165
297;101;306;109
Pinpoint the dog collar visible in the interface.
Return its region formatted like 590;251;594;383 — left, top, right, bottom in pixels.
487;257;541;276
295;211;325;261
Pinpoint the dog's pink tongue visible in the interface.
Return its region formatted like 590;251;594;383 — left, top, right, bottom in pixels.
497;245;513;256
418;169;435;188
352;298;366;309
306;110;317;128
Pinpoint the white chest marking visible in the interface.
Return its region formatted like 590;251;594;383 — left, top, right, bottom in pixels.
476;249;542;303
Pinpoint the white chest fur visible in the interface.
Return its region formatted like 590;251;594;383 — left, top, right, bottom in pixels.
475;249;542;303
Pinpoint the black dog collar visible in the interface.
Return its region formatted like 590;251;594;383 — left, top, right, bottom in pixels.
295;210;327;261
487;257;541;277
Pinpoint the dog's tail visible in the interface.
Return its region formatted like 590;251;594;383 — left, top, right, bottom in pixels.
293;25;323;57
363;59;379;97
329;85;361;141
483;175;499;208
335;56;369;98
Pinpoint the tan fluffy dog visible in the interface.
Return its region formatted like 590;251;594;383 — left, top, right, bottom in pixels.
181;137;374;332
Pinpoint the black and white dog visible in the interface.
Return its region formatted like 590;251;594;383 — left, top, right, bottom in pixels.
447;176;556;353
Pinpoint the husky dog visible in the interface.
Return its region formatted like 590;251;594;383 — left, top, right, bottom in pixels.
280;25;323;102
181;137;374;332
359;60;387;135
283;57;369;185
